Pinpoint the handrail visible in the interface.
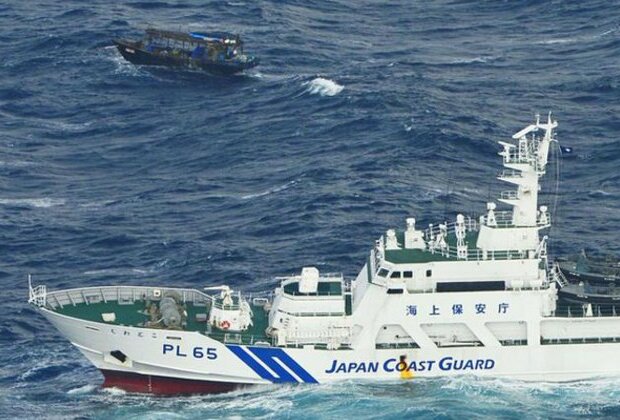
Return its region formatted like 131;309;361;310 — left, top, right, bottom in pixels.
276;273;343;287
428;246;530;261
498;170;524;178
480;210;550;228
280;290;344;297
499;190;518;200
548;263;568;288
44;285;275;310
46;285;214;310
424;216;479;238
28;275;47;307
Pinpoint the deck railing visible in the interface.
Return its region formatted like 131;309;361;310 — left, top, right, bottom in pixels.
44;285;213;310
43;285;275;311
205;331;274;346
28;277;47;307
499;190;519;200
427;246;530;261
555;304;620;318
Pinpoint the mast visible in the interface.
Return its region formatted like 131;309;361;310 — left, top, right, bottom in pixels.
476;114;557;253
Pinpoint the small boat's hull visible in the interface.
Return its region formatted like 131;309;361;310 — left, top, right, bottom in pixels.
557;257;620;286
558;283;620;305
559;267;620;285
113;40;258;75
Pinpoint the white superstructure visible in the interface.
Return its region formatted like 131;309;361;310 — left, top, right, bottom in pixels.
28;116;620;394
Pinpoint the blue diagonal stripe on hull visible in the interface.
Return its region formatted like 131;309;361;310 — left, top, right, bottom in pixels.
227;345;318;384
248;346;318;383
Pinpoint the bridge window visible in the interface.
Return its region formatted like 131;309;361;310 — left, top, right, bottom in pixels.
437;281;505;292
403;271;413;278
387;288;404;294
426;269;432;278
377;268;389;278
390;271;401;278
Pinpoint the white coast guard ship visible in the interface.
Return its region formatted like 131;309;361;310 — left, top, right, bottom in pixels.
28;115;620;394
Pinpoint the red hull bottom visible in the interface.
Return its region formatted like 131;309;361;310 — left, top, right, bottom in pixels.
101;369;246;395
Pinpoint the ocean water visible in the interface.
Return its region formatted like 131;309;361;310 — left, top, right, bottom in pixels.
1;0;619;418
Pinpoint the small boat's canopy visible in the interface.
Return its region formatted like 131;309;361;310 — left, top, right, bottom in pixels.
145;28;241;46
189;32;239;45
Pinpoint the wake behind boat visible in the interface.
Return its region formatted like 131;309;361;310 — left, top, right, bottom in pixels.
114;28;259;75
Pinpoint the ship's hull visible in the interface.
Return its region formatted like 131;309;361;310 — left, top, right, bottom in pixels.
113;40;258;75
40;307;620;394
101;369;243;394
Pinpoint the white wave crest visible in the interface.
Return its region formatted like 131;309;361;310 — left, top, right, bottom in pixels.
0;160;34;168
241;180;297;200
79;199;117;209
83;268;149;276
67;384;98;395
19;364;45;381
404;117;415;132
0;198;65;208
536;27;618;45
102;387;127;396
450;56;497;64
304;77;344;97
537;37;577;45
100;47;145;77
0;108;93;133
589;189;612;197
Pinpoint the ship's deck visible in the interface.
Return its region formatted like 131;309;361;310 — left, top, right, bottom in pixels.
48;286;272;345
383;230;478;264
383;229;528;264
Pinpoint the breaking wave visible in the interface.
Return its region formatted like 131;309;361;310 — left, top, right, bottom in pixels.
303;77;344;96
0;198;65;208
448;55;498;65
67;384;98;395
83;268;149;276
535;27;618;45
241;180;298;200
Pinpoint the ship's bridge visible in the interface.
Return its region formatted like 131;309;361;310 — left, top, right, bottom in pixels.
364;215;548;295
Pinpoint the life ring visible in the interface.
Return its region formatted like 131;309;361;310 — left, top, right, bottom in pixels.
220;320;231;330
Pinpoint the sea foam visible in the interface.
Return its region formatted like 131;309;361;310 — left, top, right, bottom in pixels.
304;77;344;97
0;198;65;208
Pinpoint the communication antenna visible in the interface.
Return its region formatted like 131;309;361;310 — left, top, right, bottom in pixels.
550;137;563;234
442;177;453;220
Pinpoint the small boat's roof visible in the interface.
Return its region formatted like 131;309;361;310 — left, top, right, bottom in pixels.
558;251;620;278
145;28;240;45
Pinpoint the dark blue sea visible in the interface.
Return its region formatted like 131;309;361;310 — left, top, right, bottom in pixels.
1;0;619;418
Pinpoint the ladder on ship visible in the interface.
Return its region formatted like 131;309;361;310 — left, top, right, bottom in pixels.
549;264;568;288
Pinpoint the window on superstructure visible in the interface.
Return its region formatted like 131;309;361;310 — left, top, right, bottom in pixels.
377;268;389;278
426;269;432;277
390;271;401;278
403;271;413;278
